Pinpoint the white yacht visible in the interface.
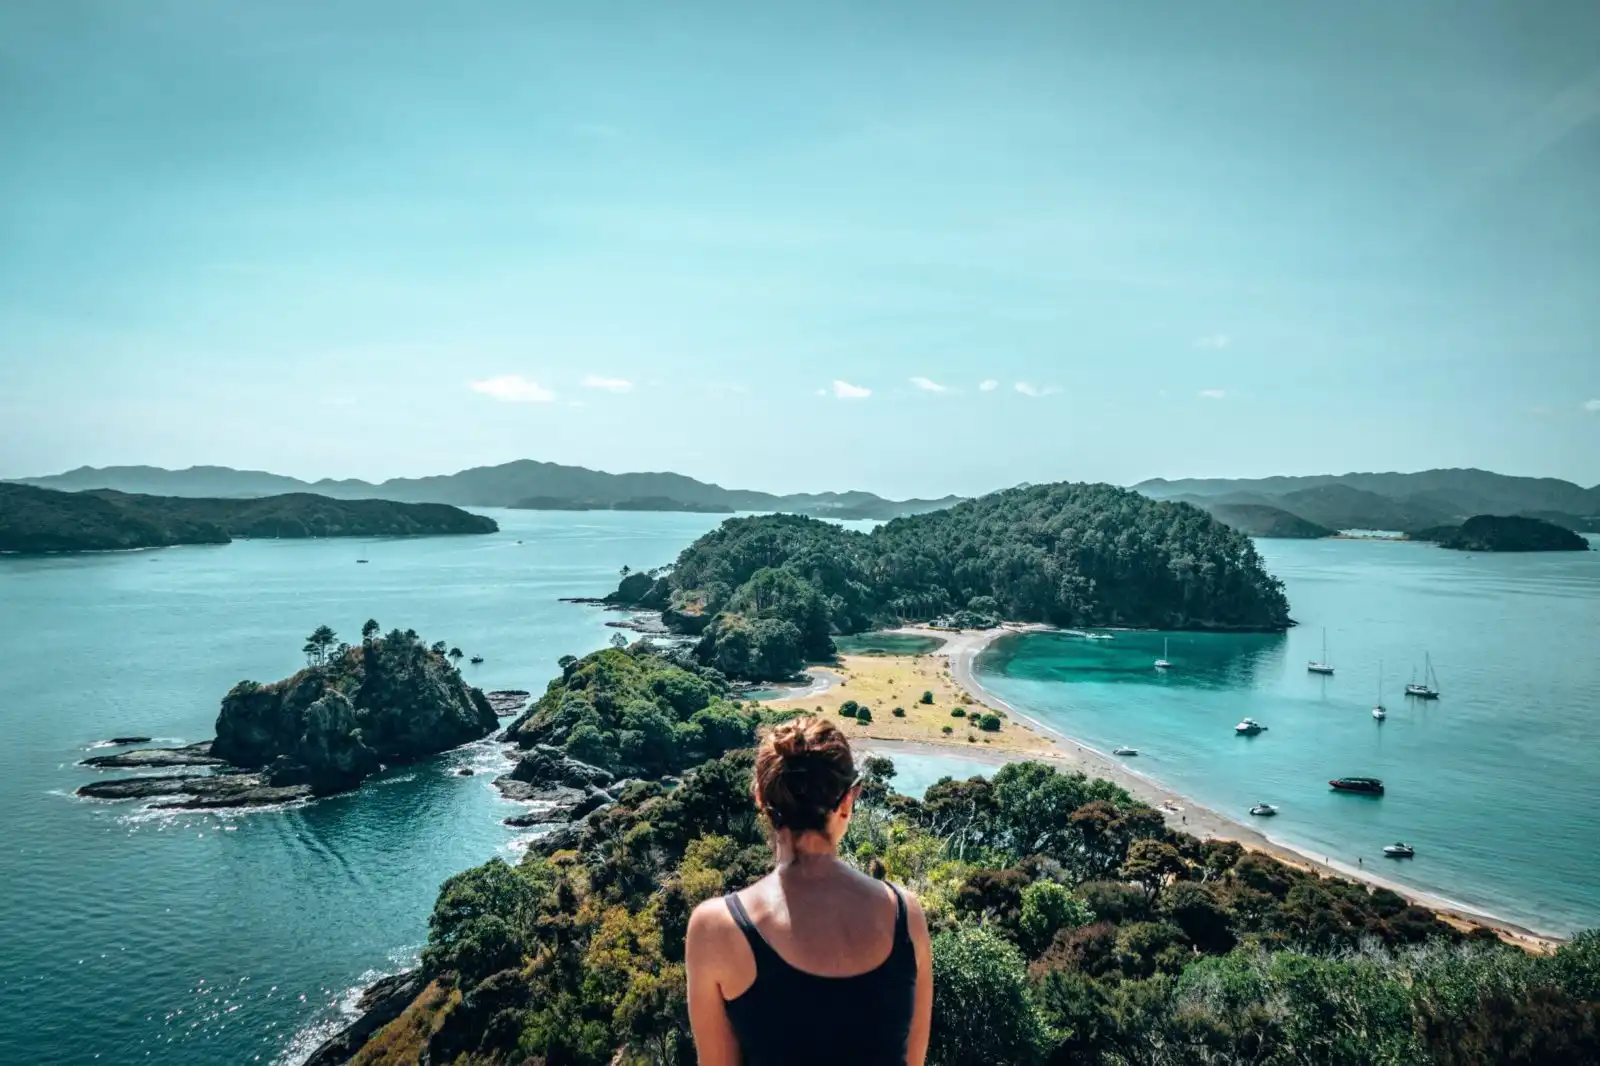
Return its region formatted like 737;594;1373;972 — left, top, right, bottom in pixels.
1405;653;1441;700
1249;802;1278;817
1113;745;1138;756
1383;842;1416;858
1235;717;1267;736
1307;627;1334;674
1154;637;1171;670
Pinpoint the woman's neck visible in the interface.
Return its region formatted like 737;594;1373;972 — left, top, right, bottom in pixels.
773;831;838;871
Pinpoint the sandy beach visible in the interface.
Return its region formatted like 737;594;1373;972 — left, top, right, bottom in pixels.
854;624;1565;952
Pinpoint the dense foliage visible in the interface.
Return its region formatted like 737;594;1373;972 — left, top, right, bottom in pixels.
610;483;1292;679
0;483;496;552
213;623;499;794
502;646;760;778
1199;503;1335;539
1410;515;1589;552
361;750;1598;1066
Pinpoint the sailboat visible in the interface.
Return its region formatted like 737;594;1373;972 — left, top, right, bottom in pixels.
1307;628;1334;674
1405;653;1440;699
1154;638;1171;670
1372;660;1387;720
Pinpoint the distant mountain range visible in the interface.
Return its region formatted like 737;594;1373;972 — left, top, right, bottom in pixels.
1135;469;1600;537
9;462;962;521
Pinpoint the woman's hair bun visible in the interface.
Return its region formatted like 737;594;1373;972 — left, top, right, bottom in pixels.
754;717;856;834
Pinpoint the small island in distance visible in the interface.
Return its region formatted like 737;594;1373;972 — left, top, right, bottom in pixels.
0;483;497;553
1408;514;1590;553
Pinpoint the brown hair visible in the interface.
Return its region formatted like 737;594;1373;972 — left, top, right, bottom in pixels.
754;718;857;834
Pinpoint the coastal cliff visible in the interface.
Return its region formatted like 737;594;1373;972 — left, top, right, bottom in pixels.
77;626;501;805
0;483;496;553
212;630;500;794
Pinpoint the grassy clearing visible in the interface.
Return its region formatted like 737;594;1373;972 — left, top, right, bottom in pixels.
765;652;1056;754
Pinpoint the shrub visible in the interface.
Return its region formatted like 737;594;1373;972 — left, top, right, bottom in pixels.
856;707;873;724
928;926;1047;1066
967;735;976;743
951;708;966;718
978;713;1001;732
892;707;905;717
920;690;935;704
840;699;860;718
942;725;954;735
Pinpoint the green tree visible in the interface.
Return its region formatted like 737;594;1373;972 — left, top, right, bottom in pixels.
1121;839;1186;904
1017;880;1096;957
920;690;934;704
610;632;629;650
303;624;338;666
361;618;380;643
928;925;1047;1066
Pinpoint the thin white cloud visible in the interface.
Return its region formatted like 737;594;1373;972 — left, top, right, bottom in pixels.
470;375;556;403
831;380;871;399
582;375;633;392
1584;399;1600;412
1014;382;1061;398
909;376;948;393
1194;334;1231;350
979;379;999;392
1198;388;1228;400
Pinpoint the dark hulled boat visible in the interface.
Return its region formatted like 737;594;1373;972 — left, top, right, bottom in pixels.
1329;776;1384;795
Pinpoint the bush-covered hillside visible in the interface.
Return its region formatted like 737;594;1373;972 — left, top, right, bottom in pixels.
1410;515;1589;552
610;483;1292;679
350;750;1600;1066
0;483;496;552
502;646;761;778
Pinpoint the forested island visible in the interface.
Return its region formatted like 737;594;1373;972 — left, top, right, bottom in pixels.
1409;514;1590;552
0;483;496;552
325;640;1600;1066
77;625;502;806
605;483;1292;680
1197;503;1336;539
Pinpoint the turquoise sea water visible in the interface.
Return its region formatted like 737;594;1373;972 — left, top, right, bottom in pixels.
975;537;1600;937
3;523;1596;1065
0;510;730;1066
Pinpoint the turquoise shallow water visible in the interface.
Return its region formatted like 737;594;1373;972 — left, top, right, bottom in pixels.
0;510;733;1066
974;537;1600;937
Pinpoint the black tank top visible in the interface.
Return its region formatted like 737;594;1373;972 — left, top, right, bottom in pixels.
722;885;916;1066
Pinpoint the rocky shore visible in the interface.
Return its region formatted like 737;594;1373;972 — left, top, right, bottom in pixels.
492;745;623;827
75;629;516;811
301;971;425;1066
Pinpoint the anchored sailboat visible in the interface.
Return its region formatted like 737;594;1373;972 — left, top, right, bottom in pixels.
1154;637;1171;670
1373;660;1387;719
1405;653;1440;700
1308;627;1334;674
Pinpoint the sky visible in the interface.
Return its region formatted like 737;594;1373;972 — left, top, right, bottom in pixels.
2;1;1598;497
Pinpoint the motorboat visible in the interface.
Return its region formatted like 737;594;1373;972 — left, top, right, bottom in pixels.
1329;776;1384;795
1307;627;1334;674
1235;717;1267;736
1112;746;1138;756
1372;706;1387;720
469;655;484;664
1383;842;1415;858
1155;637;1171;670
1249;803;1278;817
356;559;369;564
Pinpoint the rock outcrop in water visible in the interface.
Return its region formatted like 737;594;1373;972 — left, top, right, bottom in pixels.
211;629;500;796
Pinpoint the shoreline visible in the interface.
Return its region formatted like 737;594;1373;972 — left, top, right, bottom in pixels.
878;624;1565;951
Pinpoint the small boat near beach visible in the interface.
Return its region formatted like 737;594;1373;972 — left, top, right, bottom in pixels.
1383;842;1415;858
1113;746;1138;756
1249;803;1278;817
469;655;484;664
1235;717;1267;736
1330;776;1384;795
1154;637;1171;670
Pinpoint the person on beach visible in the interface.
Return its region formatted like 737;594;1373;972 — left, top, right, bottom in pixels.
685;718;934;1066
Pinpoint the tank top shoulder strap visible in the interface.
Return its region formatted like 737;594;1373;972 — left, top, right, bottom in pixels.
723;892;772;963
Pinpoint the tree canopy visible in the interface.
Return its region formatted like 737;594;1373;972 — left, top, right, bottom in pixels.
609;483;1292;679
